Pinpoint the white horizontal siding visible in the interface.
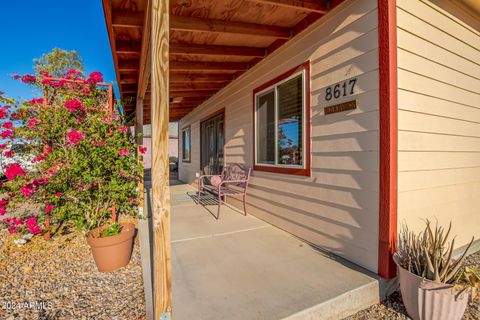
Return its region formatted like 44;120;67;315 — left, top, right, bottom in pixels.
397;0;480;247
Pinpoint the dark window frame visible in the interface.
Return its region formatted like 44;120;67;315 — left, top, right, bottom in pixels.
252;61;311;177
181;125;191;163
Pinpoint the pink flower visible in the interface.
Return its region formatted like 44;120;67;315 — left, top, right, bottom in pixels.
45;205;56;213
4;150;14;158
11;74;21;80
0;144;6;150
25;217;37;228
119;172;126;177
54;192;63;197
13;218;23;225
86;72;103;84
118;126;128;133
21;74;36;84
65;99;85;113
139;146;147;154
29;118;40;129
46;168;56;175
29;225;42;234
102;115;113;124
129;198;138;205
1;129;13;139
28;98;44;106
119;149;130;156
21;184;35;197
5;163;25;180
39;70;50;77
2;122;13;129
8;226;17;234
66;129;85;145
0;207;5;216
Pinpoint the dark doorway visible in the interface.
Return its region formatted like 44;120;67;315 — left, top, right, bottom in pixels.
200;112;224;175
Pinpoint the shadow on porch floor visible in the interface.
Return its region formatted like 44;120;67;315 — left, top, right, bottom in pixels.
169;183;380;320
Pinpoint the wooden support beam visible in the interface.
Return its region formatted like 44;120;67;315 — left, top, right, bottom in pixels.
170;82;226;91
170;15;290;38
118;59;140;71
170;73;232;82
112;10;144;28
170;61;248;71
151;0;172;318
138;0;152;99
170;43;266;57
116;40;142;54
246;0;328;13
169;90;217;97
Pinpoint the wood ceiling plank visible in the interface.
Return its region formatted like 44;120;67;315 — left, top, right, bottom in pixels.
169;90;217;97
170;43;266;57
118;59;140;71
170;61;248;71
112;10;144;28
246;0;328;13
170;82;226;90
116;40;142;54
120;73;140;83
170;15;290;39
170;73;232;82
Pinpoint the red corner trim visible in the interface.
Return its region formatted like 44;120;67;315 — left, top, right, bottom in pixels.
378;0;398;279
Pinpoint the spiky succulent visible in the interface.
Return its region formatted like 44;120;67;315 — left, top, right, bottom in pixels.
398;220;474;284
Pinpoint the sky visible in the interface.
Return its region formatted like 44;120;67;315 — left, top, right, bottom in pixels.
0;1;117;102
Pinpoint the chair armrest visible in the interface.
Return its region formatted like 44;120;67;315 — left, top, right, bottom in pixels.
219;179;248;186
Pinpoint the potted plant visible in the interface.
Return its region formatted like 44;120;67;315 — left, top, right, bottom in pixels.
0;69;145;272
394;220;480;320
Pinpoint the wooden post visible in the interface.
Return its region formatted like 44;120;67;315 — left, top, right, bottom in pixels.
151;0;173;319
136;98;145;215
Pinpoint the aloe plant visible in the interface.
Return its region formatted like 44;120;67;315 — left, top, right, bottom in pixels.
398;220;474;284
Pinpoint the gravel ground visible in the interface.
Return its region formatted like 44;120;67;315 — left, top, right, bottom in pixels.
346;251;480;320
0;227;146;320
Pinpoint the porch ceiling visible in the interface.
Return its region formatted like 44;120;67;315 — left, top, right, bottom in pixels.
102;0;340;124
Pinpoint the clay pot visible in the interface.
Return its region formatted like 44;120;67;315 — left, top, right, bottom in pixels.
393;254;469;320
86;222;135;272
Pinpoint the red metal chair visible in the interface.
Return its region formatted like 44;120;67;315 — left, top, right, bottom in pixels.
197;164;251;219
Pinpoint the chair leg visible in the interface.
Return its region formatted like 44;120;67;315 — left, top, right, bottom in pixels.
243;194;247;216
217;193;222;220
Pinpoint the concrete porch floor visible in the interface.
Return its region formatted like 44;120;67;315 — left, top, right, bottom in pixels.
169;183;380;320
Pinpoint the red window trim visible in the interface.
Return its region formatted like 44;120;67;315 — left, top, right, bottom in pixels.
378;0;398;280
252;61;311;177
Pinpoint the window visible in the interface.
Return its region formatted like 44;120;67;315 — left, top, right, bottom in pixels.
253;62;310;176
181;126;191;162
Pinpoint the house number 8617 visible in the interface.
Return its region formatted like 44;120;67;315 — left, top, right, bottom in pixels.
325;78;357;101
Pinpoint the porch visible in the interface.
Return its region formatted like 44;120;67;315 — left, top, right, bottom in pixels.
156;182;380;319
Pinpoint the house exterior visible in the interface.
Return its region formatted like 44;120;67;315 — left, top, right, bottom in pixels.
103;0;480;302
177;0;480;277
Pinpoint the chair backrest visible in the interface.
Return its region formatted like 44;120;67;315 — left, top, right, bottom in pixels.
222;163;251;188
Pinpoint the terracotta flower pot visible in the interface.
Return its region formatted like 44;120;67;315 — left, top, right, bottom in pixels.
393;254;469;320
86;222;135;272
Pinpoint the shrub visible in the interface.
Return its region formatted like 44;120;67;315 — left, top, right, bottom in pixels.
0;70;144;235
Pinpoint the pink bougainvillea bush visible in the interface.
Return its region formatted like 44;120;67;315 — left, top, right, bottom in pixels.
0;70;144;236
